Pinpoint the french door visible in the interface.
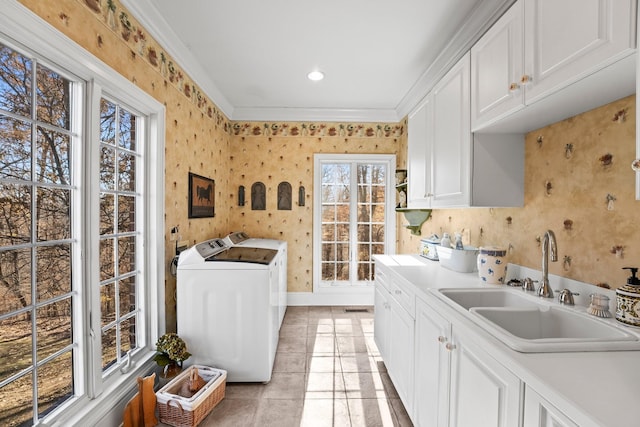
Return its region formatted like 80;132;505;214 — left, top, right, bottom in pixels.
313;154;395;290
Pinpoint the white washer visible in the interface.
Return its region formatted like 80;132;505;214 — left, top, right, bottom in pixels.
177;238;279;382
224;232;288;327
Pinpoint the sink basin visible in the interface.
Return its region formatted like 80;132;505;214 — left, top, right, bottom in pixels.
470;306;640;352
438;288;539;310
435;288;640;352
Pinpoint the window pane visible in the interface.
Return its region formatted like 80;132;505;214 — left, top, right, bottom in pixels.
0;43;32;117
0;313;33;383
336;263;349;281
118;108;136;151
118;195;135;233
321;243;335;261
321;224;335;241
100;145;115;190
372;204;385;222
36;127;70;185
336;224;349;242
100;282;115;327
321;262;335;281
36;187;70;241
336;243;349;262
335;205;350;222
358;244;370;262
357;204;371;222
0;184;31;246
321;205;335;222
37;352;73;419
357;263;371;281
0;373;33;427
357;224;371;243
372;244;384;256
36;299;72;361
36;64;71;130
100;238;114;281
118;151;135;192
101;326;117;371
36;244;71;301
357;184;371;203
100;193;114;235
0;248;32;314
0;116;31;181
118;236;136;276
100;98;116;145
119;316;136;356
119;276;136;316
371;225;385;243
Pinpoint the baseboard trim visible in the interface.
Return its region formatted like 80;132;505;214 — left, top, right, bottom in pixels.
287;290;374;306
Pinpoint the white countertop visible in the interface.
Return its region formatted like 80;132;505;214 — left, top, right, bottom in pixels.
375;254;640;427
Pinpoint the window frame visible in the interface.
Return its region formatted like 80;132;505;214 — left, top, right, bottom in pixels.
312;154;396;294
0;3;165;425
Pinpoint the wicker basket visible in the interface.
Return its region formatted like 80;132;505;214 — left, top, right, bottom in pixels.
157;365;226;427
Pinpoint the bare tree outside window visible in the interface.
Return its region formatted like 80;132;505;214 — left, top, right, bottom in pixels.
0;43;75;426
319;160;388;287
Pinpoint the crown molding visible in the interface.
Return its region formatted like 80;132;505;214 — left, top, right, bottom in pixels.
396;0;516;119
121;0;235;119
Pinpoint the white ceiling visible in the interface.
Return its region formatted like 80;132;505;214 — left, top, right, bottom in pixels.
123;0;514;122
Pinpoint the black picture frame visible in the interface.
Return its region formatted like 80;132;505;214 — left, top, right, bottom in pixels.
188;172;215;218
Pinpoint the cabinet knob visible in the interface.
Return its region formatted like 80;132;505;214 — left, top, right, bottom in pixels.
520;74;532;85
509;82;520;92
445;343;456;351
437;336;447;343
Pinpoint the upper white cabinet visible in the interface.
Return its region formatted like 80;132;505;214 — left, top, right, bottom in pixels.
407;53;472;209
472;0;636;131
407;94;433;208
471;0;525;130
431;52;472;208
408;52;524;209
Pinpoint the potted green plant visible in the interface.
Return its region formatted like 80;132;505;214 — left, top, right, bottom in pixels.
154;333;191;378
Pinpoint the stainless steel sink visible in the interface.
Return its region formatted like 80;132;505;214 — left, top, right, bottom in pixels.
435;288;640;352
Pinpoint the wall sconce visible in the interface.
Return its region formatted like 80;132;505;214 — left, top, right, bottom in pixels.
238;185;245;206
298;186;305;207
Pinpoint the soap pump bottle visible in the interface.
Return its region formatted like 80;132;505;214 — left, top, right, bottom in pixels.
615;267;640;327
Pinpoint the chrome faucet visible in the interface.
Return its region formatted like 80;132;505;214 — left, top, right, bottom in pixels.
537;230;557;298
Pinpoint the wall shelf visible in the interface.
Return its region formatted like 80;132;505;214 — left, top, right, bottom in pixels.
396;209;432;235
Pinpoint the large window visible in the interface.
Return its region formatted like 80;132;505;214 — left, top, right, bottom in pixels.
0;7;163;425
313;155;395;291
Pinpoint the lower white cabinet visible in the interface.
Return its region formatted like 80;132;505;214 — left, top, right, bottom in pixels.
387;293;414;413
523;386;578;427
374;265;415;416
413;297;522;427
448;326;522;427
414;297;451;427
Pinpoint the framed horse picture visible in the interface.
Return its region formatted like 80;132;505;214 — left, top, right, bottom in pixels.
188;172;215;218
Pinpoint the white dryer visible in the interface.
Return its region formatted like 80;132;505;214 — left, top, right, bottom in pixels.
177;238;279;382
224;232;288;327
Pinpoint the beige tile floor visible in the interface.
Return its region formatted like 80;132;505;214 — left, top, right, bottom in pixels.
161;306;412;427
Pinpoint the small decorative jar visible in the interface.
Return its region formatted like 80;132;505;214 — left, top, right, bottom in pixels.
477;247;508;285
615;267;640;326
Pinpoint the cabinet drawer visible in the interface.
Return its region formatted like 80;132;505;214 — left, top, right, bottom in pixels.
387;272;416;318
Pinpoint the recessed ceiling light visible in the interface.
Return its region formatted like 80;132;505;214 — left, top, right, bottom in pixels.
307;70;324;81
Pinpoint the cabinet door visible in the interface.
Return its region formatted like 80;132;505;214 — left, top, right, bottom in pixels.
449;329;522;427
524;0;636;104
388;296;415;416
414;298;451;427
407;94;433;208
374;286;390;362
523;386;578;427
431;52;471;208
471;0;524;131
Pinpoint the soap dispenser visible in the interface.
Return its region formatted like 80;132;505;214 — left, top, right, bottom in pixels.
615;267;640;327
